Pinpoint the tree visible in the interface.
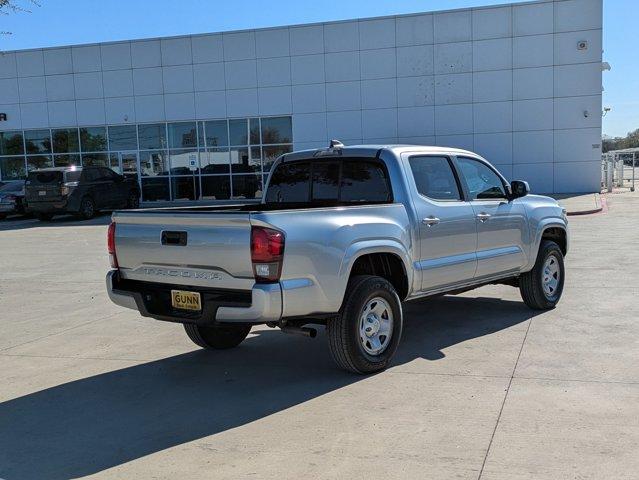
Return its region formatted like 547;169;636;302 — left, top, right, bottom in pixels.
603;128;639;153
1;0;39;36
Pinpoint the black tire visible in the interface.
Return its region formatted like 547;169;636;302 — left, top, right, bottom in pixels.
79;196;96;220
184;323;251;350
327;275;403;374
126;191;140;209
37;213;53;221
520;240;565;310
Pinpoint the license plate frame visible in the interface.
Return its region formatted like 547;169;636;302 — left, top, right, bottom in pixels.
170;290;202;312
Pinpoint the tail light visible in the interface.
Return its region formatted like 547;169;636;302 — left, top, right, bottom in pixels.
251;226;284;283
107;222;118;269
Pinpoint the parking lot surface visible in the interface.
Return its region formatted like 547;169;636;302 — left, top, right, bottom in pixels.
1;195;638;480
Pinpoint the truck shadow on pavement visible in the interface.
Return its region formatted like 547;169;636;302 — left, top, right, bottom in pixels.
0;295;539;479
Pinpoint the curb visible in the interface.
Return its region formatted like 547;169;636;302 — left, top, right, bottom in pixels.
566;195;606;216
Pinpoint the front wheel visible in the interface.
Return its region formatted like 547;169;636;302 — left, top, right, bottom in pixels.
327;275;403;374
519;240;565;310
184;323;251;350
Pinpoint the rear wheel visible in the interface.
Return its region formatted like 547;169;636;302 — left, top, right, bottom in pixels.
327;275;403;374
37;213;53;221
79;196;95;220
519;240;565;310
184;323;251;350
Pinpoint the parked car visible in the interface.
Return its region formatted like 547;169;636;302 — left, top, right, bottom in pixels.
0;181;26;220
25;166;140;221
106;143;569;374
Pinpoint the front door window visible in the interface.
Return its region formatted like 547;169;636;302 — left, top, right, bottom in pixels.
456;157;507;200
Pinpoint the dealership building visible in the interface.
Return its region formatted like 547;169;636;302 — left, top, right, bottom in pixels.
0;0;603;201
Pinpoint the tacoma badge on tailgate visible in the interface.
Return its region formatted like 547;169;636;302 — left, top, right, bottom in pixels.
142;267;222;280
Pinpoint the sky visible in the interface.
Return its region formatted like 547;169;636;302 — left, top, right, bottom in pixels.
0;0;636;137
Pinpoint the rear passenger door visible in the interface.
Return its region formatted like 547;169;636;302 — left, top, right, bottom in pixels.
455;157;528;278
79;168;106;209
405;155;478;291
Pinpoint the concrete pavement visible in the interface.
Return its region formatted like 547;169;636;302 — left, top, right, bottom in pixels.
0;192;637;479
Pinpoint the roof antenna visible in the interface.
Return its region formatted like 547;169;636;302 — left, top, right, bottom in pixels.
329;139;344;149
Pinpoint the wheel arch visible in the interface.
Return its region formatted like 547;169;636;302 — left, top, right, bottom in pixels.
524;219;568;272
541;226;568;255
340;241;413;302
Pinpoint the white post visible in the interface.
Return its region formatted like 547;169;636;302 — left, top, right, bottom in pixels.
632;152;636;192
615;154;621;187
607;154;614;192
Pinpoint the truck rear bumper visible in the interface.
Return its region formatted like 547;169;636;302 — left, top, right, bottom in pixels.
106;270;282;324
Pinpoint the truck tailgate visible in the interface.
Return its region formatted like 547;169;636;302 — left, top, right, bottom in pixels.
112;211;254;290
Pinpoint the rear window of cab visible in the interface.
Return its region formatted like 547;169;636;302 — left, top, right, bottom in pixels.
265;158;393;205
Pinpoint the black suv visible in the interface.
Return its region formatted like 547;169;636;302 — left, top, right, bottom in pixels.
25;166;140;221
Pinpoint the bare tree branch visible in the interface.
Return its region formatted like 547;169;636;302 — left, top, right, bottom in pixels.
0;0;40;36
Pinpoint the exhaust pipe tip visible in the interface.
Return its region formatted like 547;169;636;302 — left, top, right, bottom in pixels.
281;325;317;338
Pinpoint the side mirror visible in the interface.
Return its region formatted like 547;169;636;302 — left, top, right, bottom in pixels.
510;180;530;199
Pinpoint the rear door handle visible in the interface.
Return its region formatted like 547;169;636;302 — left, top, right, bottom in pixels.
476;213;491;222
422;216;440;227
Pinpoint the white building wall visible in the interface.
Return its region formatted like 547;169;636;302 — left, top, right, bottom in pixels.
0;0;603;193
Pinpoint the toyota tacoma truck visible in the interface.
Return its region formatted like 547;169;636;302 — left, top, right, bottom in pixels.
106;143;568;374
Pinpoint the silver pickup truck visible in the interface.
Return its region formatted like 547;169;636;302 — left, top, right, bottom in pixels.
106;143;568;374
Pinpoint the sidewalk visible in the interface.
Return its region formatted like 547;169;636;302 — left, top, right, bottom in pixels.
551;193;603;216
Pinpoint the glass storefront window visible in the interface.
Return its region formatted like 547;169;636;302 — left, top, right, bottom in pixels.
261;117;292;144
198;122;205;148
140;150;169;176
201;175;231;200
204;120;228;147
169;149;198;175
262;144;293;172
54;154;80;167
168;122;197;149
108;125;137;151
171;176;199;201
0;131;24;155
230;147;262;174
229;119;248;146
138;123;167;150
27;155;53;171
81;153;109;167
0;116;292;198
200;148;230;174
0;157;26;180
141;177;170;202
109;153;121;173
24;129;52;154
249;118;260;145
232;174;263;199
120;153;138;177
80;127;107;152
52;128;80;153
